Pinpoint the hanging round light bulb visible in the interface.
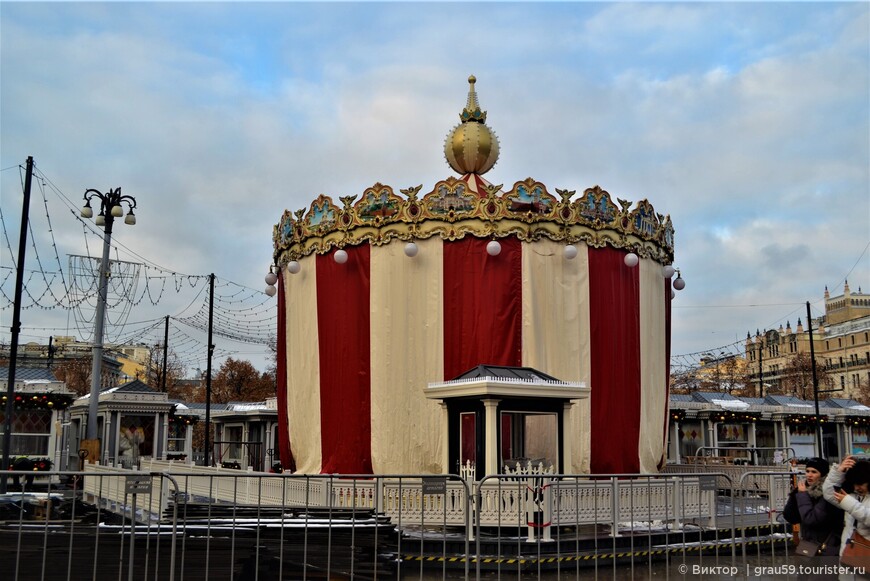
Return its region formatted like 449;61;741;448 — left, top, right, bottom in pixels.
265;270;278;286
334;249;348;264
662;265;675;278
265;285;277;297
486;240;502;256
673;269;686;290
624;252;639;267
288;261;301;274
671;289;676;299
564;244;578;260
404;242;419;257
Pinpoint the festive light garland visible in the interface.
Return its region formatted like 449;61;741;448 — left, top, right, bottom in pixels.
785;414;827;426
7;457;52;471
710;411;761;423
0;393;74;410
168;412;199;426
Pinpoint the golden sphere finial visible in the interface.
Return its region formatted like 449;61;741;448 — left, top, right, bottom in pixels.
445;75;499;175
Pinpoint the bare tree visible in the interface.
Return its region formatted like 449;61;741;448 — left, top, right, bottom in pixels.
780;352;833;399
53;357;92;396
851;375;870;406
670;369;700;394
138;344;186;394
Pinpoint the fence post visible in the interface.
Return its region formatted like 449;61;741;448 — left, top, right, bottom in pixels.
542;479;553;542
670;476;683;531
610;476;619;537
375;477;384;514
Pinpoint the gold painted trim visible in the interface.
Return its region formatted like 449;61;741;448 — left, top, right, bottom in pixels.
273;178;675;265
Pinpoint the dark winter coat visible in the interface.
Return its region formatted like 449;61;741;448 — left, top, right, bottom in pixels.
783;477;844;556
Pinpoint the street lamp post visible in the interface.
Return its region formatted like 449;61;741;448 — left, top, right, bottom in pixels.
80;188;137;444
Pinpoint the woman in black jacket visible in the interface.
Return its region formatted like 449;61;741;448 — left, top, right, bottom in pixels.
783;457;844;556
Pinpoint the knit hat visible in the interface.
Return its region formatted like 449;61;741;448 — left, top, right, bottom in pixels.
805;457;830;476
847;459;870;487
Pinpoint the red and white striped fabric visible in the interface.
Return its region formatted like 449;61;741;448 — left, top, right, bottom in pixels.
276;235;672;476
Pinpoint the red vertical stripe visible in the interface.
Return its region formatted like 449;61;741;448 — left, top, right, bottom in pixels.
443;237;523;379
588;246;641;474
276;272;295;471
315;247;373;474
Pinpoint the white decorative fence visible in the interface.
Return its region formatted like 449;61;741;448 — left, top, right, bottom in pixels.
83;460;718;541
662;462;793;499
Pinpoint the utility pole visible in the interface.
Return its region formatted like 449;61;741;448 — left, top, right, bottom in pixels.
161;315;169;392
807;301;823;456
203;274;215;466
2;156;34;494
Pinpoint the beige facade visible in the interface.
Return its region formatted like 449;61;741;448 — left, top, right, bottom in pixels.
2;336;149;387
744;282;870;399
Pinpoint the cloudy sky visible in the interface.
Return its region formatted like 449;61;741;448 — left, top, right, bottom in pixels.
1;2;868;375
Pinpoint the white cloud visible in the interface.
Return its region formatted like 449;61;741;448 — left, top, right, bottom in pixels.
1;2;867;371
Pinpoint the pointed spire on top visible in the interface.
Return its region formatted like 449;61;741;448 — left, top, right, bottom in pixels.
845;279;851;296
824;285;830;300
444;75;500;176
459;75;487;123
797;318;804;333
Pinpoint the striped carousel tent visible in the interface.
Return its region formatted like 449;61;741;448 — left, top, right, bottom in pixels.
271;76;680;476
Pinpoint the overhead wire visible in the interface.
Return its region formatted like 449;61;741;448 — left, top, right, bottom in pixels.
1;162;276;372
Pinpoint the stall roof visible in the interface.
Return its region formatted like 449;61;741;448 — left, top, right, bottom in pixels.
453;365;563;383
0;367;59;382
670;392;870;417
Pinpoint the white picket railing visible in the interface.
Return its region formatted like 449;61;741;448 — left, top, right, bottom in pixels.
83;460;718;539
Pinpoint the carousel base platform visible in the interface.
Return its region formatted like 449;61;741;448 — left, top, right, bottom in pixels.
395;523;792;573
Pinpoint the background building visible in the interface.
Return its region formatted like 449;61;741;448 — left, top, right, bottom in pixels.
744;282;870;399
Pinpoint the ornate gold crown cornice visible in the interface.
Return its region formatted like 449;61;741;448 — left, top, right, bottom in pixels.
273;177;675;265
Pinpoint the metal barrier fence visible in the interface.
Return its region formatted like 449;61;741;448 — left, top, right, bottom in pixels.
0;468;797;580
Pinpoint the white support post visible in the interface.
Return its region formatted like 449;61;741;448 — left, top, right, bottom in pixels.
482;399;500;477
439;402;450;474
562;402;575;473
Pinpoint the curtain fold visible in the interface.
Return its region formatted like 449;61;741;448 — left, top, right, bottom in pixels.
369;238;444;473
276;270;293;471
521;239;591;472
285;259;322;474
443;237;523;379
639;258;667;473
589;246;641;474
315;246;373;474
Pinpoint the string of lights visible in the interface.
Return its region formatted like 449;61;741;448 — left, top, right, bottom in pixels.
1;161;275;374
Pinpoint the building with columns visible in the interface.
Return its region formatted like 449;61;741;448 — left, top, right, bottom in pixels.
667;390;870;464
67;379;195;469
744;282;870;398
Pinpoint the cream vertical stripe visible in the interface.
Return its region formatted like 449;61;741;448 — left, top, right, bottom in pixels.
283;261;323;474
369;237;444;474
638;258;668;473
521;239;591;473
